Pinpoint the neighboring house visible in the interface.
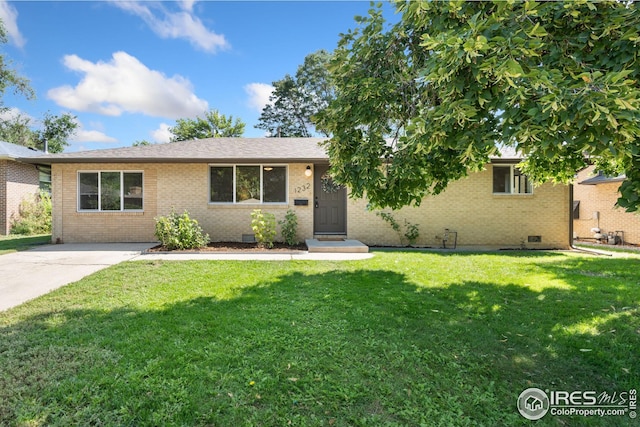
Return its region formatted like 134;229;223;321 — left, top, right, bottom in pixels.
21;138;571;249
573;165;640;245
0;141;49;235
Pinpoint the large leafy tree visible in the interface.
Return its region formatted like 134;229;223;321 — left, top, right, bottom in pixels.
35;112;78;153
0;112;77;153
170;109;245;141
0;22;34;109
132;139;151;147
256;50;333;137
0;113;34;147
316;0;640;211
0;21;76;153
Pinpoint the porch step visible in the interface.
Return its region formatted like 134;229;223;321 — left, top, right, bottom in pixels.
313;234;347;240
305;238;369;253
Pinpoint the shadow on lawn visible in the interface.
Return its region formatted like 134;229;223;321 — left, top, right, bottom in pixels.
0;255;638;426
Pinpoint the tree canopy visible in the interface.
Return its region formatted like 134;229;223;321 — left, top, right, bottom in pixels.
170;109;245;141
0;113;33;147
0;23;35;109
36;112;78;153
0;112;78;153
132;139;152;147
256;50;333;137
0;21;77;153
316;0;640;211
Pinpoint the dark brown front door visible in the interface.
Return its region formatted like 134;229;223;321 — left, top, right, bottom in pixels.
314;164;346;234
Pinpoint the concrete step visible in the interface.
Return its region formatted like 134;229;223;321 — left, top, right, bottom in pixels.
313;234;347;240
305;238;369;253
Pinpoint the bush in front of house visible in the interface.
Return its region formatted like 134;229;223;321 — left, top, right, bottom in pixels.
11;191;52;235
154;209;210;250
251;209;276;249
279;209;298;246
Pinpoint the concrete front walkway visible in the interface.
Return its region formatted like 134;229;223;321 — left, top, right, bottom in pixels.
0;243;154;312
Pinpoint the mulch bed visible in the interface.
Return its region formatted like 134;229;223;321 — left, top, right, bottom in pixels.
148;241;308;253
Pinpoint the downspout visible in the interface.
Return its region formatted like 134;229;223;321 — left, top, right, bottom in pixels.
569;183;611;256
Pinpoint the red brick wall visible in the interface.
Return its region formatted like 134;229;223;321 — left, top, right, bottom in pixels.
1;160;40;235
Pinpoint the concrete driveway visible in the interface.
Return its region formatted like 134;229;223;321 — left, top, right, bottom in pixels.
0;243;154;312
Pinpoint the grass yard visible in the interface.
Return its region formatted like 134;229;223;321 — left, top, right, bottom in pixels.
0;251;638;426
0;234;51;255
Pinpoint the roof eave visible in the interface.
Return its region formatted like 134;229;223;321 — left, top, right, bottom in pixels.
20;157;330;164
489;158;523;164
578;177;626;185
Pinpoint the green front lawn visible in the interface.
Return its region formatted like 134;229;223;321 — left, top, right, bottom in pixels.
1;251;638;426
0;234;51;255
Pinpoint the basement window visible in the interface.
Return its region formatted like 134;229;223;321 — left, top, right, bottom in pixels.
493;165;533;194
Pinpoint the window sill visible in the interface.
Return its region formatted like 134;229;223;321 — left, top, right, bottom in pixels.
208;203;290;209
76;210;145;215
492;193;534;197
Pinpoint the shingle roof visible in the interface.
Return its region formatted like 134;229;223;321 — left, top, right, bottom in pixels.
0;141;44;159
18;137;524;164
490;145;522;162
20;138;330;164
579;172;626;185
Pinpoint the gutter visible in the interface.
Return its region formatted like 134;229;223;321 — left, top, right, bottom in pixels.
18;157;330;165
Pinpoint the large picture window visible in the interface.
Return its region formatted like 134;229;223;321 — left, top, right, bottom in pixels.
78;171;143;211
210;165;287;204
493;165;533;194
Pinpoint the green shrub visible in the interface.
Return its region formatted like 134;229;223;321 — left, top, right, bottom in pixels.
404;220;420;246
251;209;276;249
154;209;209;250
375;211;420;246
10;191;52;235
279;209;298;246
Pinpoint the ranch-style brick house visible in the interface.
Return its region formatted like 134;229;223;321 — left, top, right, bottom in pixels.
22;138;571;249
0;141;49;235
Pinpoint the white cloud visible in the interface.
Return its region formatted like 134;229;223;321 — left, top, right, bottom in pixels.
245;83;274;112
179;0;197;13
0;1;26;48
47;51;209;119
151;122;173;143
111;1;228;53
71;129;118;144
0;107;33;122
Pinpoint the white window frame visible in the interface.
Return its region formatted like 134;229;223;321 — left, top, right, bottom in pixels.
77;171;144;212
492;165;533;195
208;164;288;205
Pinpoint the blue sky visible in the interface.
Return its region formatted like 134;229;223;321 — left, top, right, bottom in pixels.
0;1;396;152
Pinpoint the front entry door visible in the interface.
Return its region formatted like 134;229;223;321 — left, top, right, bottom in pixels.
314;164;346;234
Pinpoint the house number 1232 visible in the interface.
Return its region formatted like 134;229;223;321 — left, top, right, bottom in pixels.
295;183;311;193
